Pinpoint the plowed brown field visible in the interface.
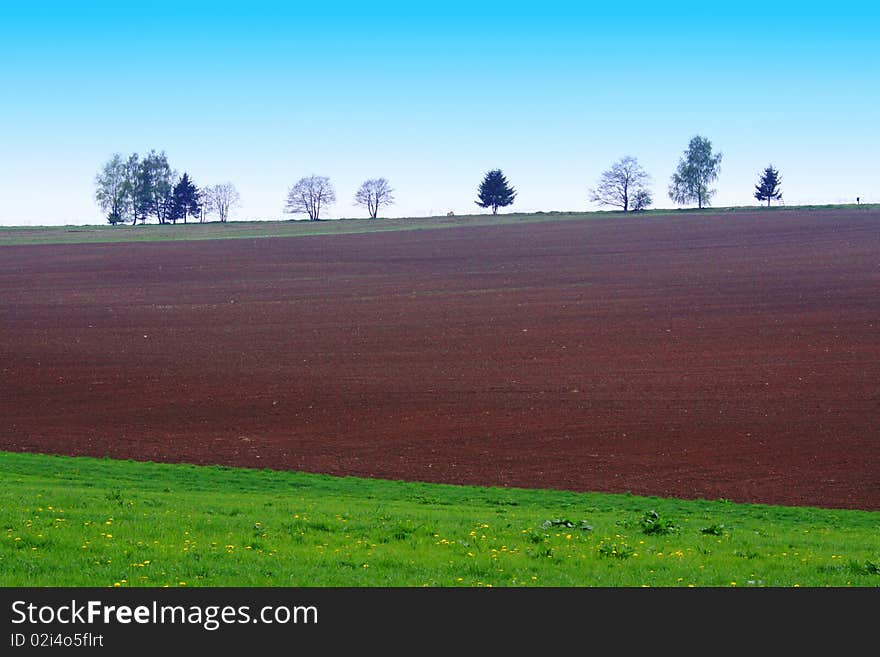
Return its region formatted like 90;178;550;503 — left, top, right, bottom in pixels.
2;210;878;509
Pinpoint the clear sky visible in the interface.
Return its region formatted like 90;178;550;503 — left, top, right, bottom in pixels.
0;1;877;225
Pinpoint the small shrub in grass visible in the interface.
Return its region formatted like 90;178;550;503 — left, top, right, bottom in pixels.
597;540;635;560
849;560;880;576
528;546;554;559
734;549;759;560
640;510;678;535
526;531;545;544
700;523;726;536
391;522;414;541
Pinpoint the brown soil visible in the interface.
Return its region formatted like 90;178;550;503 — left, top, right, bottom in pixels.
1;209;878;510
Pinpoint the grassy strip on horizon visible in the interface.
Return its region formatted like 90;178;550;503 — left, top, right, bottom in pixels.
0;203;876;246
1;451;877;587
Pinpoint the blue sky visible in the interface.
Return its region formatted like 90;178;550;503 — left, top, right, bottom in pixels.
0;1;877;225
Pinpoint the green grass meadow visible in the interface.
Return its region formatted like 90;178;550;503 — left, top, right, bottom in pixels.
1;451;877;588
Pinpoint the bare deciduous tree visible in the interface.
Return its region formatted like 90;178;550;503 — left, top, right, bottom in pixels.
284;175;336;221
204;183;240;222
354;178;395;218
589;156;651;212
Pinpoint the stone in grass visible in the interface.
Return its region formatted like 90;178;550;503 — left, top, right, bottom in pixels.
541;518;593;532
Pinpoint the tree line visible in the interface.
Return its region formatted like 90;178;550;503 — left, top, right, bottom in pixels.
94;154;397;224
587;135;781;212
95;135;784;225
94;151;241;225
476;135;782;216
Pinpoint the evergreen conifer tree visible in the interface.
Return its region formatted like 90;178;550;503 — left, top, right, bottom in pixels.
475;169;516;214
754;165;782;206
171;172;201;224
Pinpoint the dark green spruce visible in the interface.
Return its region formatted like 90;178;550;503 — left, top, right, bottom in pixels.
475;169;516;214
754;165;782;207
170;172;202;224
